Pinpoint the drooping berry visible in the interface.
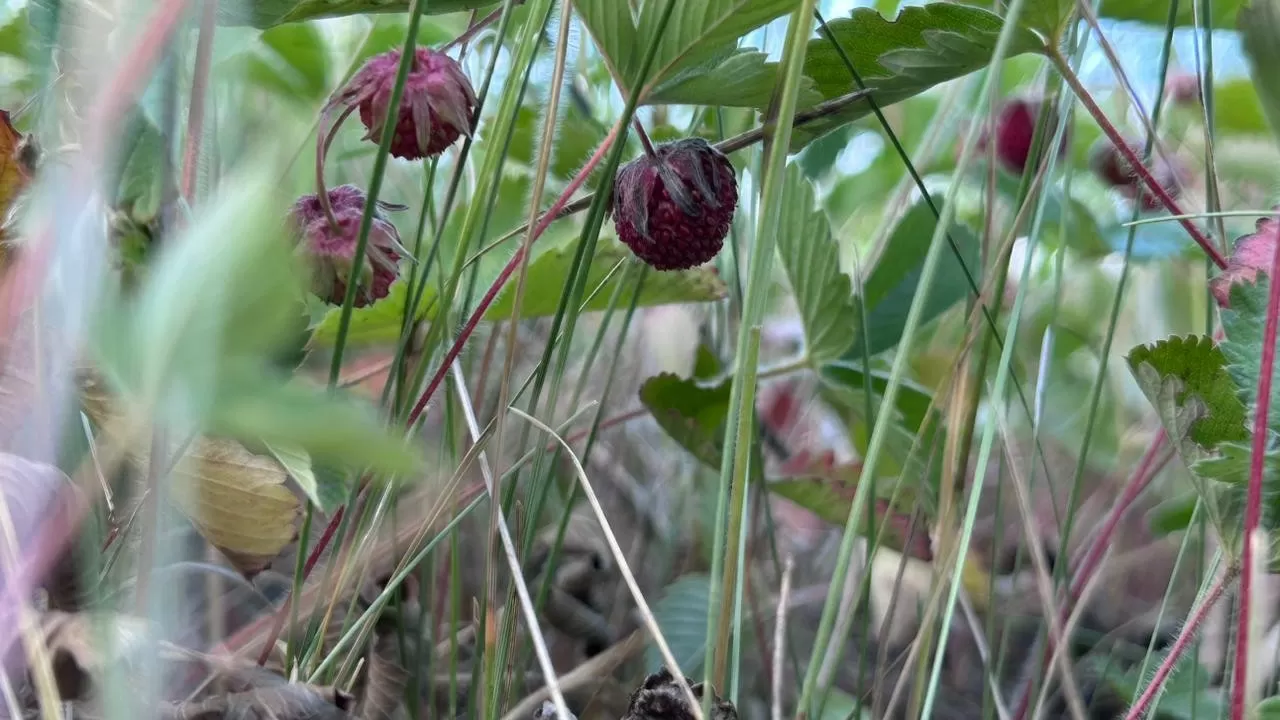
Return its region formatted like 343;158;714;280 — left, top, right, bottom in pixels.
977;97;1070;175
1165;71;1201;106
338;48;476;161
289;184;409;307
611;138;737;271
1089;136;1186;212
1210;209;1280;308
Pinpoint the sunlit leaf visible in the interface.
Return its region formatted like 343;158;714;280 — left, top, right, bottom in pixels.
310;275;436;347
851;201;981;357
482;239;727;321
773;163;857;364
795;4;1044;150
646;48;821;109
218;0;495;29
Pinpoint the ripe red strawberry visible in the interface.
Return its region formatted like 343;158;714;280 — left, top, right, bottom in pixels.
611;138;737;271
977;97;1070;175
338;48;476;161
1089;136;1186;211
289;184;409;307
1210;209;1280;307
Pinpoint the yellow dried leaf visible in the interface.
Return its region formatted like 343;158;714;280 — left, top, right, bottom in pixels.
168;437;301;575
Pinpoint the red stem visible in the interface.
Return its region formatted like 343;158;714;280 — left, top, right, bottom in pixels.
254;505;345;665
1052;51;1227;270
1011;430;1171;720
402;123;620;430
181;0;216;202
1230;212;1280;717
1125;565;1238;720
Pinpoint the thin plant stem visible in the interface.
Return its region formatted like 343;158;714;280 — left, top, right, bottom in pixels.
1125;564;1238;720
633;118;658;158
1049;49;1226;269
1231;219;1280;718
181;0;216;202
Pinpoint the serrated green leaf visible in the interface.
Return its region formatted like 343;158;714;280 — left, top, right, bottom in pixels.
1191;442;1280;564
631;0;800;96
482;239;727;321
571;0;637;87
794;3;1044;150
850;201;981;357
217;0;494;29
645;573;715;675
1128;335;1249;450
773;164;856;364
646;48;821;109
310;275;437;347
1220;279;1280;433
638;373;731;468
1240;1;1280;164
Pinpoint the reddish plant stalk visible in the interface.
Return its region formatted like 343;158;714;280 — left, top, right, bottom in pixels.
1230;219;1280;718
181;0;217;202
1125;564;1238;720
1051;50;1227;270
403;123;620;430
254;505;345;665
1011;430;1171;720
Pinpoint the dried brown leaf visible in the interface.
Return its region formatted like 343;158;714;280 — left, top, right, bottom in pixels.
356;631;407;720
160;683;354;720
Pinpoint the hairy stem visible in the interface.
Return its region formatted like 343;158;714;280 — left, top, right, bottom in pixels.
1124;564;1238;720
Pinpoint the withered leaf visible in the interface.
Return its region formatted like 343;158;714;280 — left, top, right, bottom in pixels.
40;610;151;701
356;631;407;720
167;437;301;576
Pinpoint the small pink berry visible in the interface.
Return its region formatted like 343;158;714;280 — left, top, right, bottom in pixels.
1210;210;1280;308
1165;72;1201;106
340;48;476;161
289;184;408;307
612;138;738;271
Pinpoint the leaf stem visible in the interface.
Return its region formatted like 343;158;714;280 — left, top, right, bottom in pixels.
633;118;658;158
1231;214;1280;718
1049;48;1227;269
1124;563;1238;720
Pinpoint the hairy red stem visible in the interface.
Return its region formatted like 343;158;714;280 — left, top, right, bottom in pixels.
403;123;620;430
1052;51;1227;270
1230;214;1280;717
1125;565;1238;720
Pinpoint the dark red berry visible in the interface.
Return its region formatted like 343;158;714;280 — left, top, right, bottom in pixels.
1210;209;1280;308
341;48;476;161
611;138;738;271
289;184;408;307
1089;136;1186;212
977;98;1070;175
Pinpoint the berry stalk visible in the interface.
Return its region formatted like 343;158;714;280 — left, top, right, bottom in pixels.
1051;48;1227;270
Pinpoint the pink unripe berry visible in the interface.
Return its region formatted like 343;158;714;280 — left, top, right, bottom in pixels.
344;48;477;161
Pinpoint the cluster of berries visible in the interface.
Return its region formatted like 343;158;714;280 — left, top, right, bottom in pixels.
291;46;744;310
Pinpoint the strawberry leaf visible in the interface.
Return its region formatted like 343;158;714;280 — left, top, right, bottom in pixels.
221;0;494;29
638;373;732;469
646;48;822;109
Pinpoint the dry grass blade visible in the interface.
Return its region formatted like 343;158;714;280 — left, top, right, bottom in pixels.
504;406;704;720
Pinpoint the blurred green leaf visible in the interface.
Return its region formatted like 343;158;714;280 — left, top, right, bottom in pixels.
213;366;422;477
1096;0;1240;27
509;104;608;179
646;48;821;109
218;0;494;29
265;442;330;511
818;361;934;432
1147;492;1198;535
638;373;730;468
1213;78;1271;135
1241;0;1280;143
1258;697;1280;718
243;22;330;102
114;114;167;224
632;0;800;96
795;4;1044;150
1101;648;1223;719
774;163;857;364
351;15;458;68
310;275;437;347
850;201;981;357
645;573;714;676
482;239;727;321
0;8;27;59
572;0;637;86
